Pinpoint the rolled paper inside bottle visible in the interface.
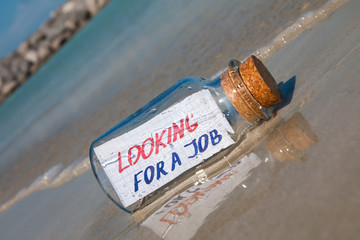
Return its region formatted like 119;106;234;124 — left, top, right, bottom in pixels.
221;55;283;122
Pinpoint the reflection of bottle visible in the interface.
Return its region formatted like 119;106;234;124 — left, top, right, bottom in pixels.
264;112;318;162
89;56;283;213
140;112;318;239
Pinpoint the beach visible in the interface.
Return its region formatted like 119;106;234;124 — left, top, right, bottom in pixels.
0;0;359;239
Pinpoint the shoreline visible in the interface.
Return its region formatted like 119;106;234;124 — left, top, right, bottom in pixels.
0;0;110;104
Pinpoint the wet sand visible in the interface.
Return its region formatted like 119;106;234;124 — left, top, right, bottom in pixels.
0;0;359;239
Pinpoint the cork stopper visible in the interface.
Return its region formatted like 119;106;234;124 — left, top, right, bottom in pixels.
265;112;318;162
221;56;283;122
239;56;283;108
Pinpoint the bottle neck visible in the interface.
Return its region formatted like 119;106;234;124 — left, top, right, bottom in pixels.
205;76;250;137
208;76;239;118
221;61;272;122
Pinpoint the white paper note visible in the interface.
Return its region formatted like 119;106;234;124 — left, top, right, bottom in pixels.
94;89;235;207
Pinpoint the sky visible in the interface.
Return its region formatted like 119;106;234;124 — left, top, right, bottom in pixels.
0;0;66;58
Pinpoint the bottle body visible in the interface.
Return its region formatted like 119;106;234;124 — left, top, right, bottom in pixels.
91;77;255;212
89;56;283;213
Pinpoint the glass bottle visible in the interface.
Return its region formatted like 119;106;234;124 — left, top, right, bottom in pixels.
89;55;283;214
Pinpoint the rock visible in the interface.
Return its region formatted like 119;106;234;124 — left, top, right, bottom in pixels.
0;71;11;88
18;59;29;75
24;50;38;64
17;41;29;56
1;81;17;95
85;0;98;16
62;2;75;14
0;63;11;79
75;9;91;27
37;47;50;62
50;31;71;51
28;31;45;48
43;21;67;41
29;62;39;74
0;0;112;104
65;20;77;32
10;54;22;73
10;56;29;78
97;0;108;7
49;29;72;51
15;73;26;84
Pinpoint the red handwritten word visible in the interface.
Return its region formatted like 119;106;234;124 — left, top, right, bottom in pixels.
159;171;237;224
118;113;198;173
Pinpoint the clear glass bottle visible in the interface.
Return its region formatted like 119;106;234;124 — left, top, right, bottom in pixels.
89;56;283;214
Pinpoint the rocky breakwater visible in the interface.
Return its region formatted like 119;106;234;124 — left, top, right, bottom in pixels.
0;0;110;104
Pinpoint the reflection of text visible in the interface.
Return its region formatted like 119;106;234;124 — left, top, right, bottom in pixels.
159;170;237;224
142;153;261;239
